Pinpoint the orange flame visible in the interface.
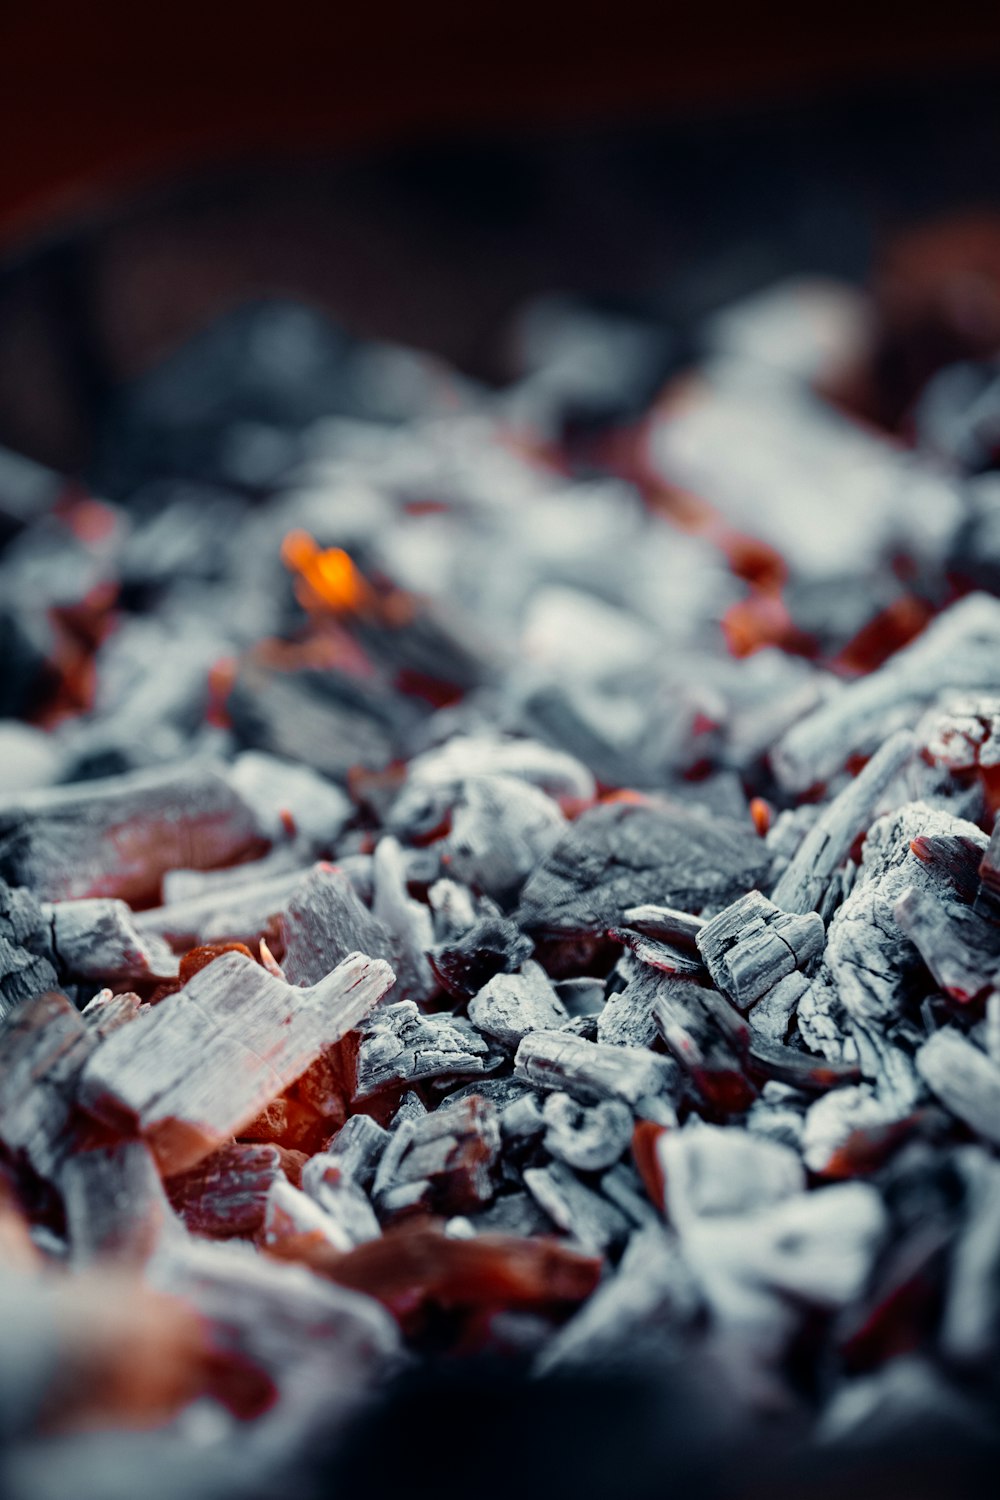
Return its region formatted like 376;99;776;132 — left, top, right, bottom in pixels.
281;531;372;614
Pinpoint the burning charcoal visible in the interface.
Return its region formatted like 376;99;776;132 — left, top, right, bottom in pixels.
745;1082;807;1152
773;594;1000;793
278;863;393;986
802;1081;916;1175
748;1030;862;1093
81;988;141;1038
771;729;917;913
536;1225;701;1375
467;960;567;1048
60;1140;174;1266
542;1093;633;1171
285;1219;602;1319
661;1124;804;1225
894;884;1000;1001
516;799;769;937
514;1029;677;1119
326;1113;390;1191
371;836;436;1001
652;982;756;1115
370;1094;500;1217
161;843;313;905
817;1357;992;1446
165;1142;297;1236
429;911;533;1000
0;761;265;905
797;802;988;1060
262;1177;363;1255
0;990;93;1180
79;950;395;1173
695;891;824;1011
148;1233;401;1439
921;693;1000;775
610;928;706;981
390;1089;428;1130
45;898;179;984
352;1000;496;1100
940;1147;1000;1364
523;1161;630;1252
301;1153;382;1245
916;1028;1000;1146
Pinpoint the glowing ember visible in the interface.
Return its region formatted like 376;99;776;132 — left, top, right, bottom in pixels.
281;530;372;614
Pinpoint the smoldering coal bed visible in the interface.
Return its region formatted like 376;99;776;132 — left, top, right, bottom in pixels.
4;228;1000;1500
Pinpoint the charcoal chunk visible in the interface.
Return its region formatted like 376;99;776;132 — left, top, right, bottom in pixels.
430;912;533;999
279;863;394;986
79;951;395;1172
517;799;769;937
352;1000;498;1100
467;961;567;1048
696;891;824;1010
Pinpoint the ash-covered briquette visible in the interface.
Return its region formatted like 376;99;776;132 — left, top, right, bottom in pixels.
11;261;1000;1488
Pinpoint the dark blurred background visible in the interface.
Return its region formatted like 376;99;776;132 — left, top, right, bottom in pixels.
1;1;999;475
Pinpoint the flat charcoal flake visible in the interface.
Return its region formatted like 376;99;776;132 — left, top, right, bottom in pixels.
78;950;395;1172
516;799;770;937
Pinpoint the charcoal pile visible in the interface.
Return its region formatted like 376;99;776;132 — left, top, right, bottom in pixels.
6;241;1000;1498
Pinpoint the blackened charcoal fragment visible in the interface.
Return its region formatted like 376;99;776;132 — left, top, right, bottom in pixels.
516;799;769;937
652;984;757;1115
279;863;394;987
894;884;1000;1002
326;1114;389;1191
609;928;706;980
916;1028;1000;1146
542;1092;633;1171
371;1094;501;1217
771;729;917;913
0;877;58;1017
467;961;567;1048
695;891;824;1011
773;594;1000;794
514;1029;677;1119
0;761;265;905
621;904;706;947
228;657;404;781
430;912;533;1000
352;1001;498;1100
523;1161;630;1253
